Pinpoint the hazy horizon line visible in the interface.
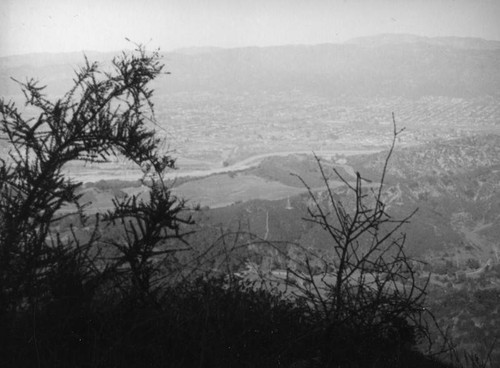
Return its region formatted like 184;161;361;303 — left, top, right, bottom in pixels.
2;32;500;59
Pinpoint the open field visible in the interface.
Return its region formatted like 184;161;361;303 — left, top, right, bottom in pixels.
67;173;332;212
173;173;309;208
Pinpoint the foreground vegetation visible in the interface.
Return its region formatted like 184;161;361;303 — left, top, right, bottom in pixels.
0;47;488;367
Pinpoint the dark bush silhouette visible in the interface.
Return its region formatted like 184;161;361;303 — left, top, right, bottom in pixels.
285;116;431;363
0;44;194;312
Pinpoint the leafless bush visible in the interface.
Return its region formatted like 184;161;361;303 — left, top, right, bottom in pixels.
285;115;437;358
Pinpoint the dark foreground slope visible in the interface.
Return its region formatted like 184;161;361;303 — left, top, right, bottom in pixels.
1;275;455;368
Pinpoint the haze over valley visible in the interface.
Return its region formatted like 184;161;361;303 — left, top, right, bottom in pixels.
2;34;500;175
2;33;500;362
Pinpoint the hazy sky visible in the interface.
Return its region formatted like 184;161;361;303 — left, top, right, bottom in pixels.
1;0;499;57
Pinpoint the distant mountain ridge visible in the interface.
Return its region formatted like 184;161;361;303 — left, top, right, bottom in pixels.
0;50;116;68
2;34;500;99
345;33;500;50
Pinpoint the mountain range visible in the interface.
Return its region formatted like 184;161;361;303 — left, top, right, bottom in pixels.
2;34;500;100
